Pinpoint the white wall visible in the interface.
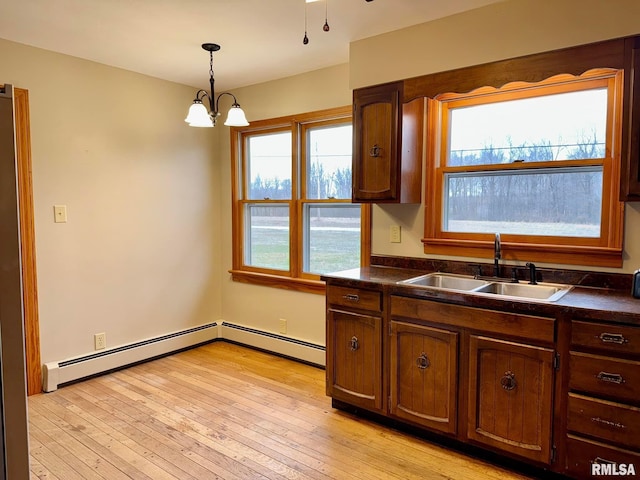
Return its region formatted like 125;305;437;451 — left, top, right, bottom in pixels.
0;38;222;364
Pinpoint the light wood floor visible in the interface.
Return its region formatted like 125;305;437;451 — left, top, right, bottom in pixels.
28;342;535;479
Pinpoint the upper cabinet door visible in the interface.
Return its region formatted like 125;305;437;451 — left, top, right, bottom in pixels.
352;82;423;203
621;37;640;200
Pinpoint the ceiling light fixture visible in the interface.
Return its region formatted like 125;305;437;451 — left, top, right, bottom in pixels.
184;43;249;128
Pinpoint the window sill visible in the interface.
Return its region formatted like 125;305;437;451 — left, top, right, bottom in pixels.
422;238;623;268
229;270;326;295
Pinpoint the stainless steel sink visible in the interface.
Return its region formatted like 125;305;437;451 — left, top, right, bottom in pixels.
398;272;572;302
472;281;572;301
398;273;490;291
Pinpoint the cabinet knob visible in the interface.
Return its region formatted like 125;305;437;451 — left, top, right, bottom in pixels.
349;336;359;351
500;371;517;391
369;144;382;157
416;353;430;370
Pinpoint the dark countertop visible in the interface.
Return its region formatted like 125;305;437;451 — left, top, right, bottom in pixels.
322;266;640;325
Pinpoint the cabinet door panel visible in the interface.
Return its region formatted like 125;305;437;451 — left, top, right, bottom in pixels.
468;335;554;464
353;83;400;201
327;309;382;412
390;321;458;434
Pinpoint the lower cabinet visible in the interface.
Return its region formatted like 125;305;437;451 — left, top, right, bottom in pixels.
325;286;560;474
389;320;458;434
326;308;383;412
467;335;555;464
565;319;640;477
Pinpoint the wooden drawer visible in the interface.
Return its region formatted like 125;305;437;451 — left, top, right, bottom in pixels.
327;286;382;312
568;393;640;450
566;434;640;478
390;296;554;343
570;352;640;404
572;320;640;356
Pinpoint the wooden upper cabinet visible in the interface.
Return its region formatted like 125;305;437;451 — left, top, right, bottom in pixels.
621;36;640;200
467;335;555;465
352;81;423;203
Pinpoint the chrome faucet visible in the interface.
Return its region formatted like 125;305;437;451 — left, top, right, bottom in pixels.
494;233;501;277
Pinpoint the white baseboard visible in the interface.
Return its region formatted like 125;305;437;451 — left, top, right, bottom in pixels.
42;321;325;392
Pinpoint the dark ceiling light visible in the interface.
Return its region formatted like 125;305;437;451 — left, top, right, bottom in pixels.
184;43;249;128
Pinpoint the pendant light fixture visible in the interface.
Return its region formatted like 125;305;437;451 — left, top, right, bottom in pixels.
184;43;249;128
303;0;330;44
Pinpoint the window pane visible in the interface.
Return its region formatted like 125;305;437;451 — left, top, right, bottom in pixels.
244;204;289;270
444;167;603;237
303;204;361;274
448;89;607;166
306;124;353;199
247;132;292;200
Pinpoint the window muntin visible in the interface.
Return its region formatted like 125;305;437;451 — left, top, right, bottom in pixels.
231;107;369;291
426;71;624;267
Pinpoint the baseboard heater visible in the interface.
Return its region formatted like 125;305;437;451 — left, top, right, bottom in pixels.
42;322;220;392
220;322;325;368
42;321;326;392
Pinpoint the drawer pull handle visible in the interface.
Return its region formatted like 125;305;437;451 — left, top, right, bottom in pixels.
342;294;360;303
416;353;430;370
598;332;628;345
592;457;616;465
591;417;626;429
500;371;517;391
596;371;625;384
369;144;382;157
349;336;359;351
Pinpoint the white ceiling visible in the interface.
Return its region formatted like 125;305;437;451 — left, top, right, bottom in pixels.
0;0;503;91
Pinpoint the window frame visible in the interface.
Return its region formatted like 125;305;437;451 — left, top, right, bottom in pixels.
230;106;371;293
424;69;625;268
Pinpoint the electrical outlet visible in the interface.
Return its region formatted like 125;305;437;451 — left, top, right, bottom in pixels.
390;225;401;243
279;318;287;334
94;332;106;350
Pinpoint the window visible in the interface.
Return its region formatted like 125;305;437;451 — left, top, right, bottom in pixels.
425;70;624;267
231;107;370;293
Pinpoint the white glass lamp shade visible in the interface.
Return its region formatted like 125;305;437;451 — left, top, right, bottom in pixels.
185;101;214;127
224;105;249;127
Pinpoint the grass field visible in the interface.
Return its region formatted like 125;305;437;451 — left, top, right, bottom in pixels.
248;217;360;274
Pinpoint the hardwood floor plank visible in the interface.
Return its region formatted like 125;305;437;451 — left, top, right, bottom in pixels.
30;342;534;480
80;382;255;480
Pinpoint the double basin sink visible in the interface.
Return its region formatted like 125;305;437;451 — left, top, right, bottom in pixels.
398;272;572;302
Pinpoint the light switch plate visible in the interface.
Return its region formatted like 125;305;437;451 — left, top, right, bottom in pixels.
53;205;67;223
